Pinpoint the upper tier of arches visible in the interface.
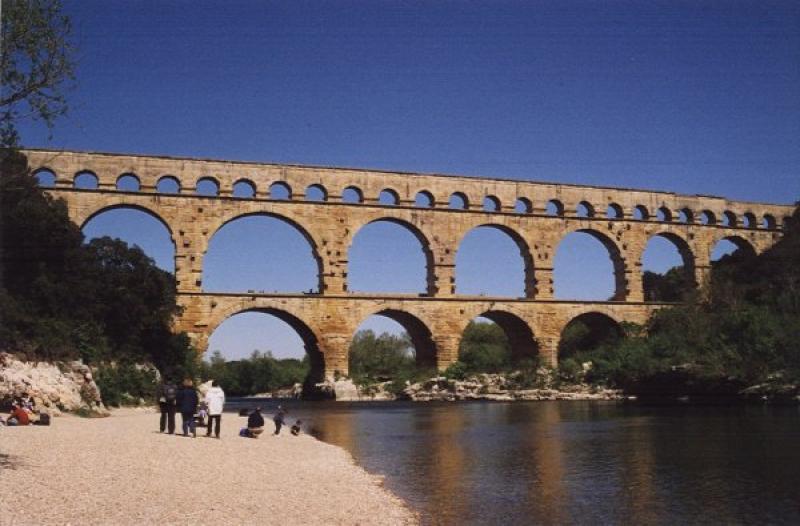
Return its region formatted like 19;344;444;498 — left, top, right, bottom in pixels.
28;149;792;233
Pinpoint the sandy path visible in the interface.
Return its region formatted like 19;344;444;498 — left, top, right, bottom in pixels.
0;408;417;526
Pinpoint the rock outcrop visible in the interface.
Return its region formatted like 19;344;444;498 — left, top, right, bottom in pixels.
321;373;623;402
0;353;108;416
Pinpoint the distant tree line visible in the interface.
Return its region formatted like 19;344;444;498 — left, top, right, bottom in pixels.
199;350;308;397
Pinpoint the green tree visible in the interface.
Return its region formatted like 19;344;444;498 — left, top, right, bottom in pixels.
1;0;76;146
457;321;512;373
348;329;416;384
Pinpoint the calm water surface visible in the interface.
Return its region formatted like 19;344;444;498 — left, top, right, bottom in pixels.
229;400;800;525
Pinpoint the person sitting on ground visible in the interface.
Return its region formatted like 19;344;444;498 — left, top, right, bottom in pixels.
247;407;265;438
273;405;286;435
7;402;30;426
19;393;35;413
290;419;302;436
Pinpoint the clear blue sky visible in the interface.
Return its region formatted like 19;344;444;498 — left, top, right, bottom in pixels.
24;1;800;360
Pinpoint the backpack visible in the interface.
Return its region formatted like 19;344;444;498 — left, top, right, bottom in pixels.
164;385;177;402
35;413;51;426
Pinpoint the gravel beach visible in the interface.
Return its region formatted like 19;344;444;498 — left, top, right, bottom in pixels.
0;408;417;526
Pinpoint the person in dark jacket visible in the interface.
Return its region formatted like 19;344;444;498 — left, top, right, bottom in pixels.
273;405;286;435
247;407;265;438
176;379;199;437
157;380;177;434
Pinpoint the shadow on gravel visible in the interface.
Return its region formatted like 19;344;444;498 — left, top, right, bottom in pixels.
0;452;21;470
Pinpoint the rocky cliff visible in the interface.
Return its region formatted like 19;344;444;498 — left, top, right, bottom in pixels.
0;353;108;415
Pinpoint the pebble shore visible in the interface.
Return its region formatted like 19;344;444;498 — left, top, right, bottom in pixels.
0;408;417;526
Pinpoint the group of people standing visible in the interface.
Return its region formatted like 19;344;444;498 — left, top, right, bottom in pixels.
157;380;301;439
157;379;225;438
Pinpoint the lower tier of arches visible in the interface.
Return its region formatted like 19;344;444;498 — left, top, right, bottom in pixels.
176;292;660;379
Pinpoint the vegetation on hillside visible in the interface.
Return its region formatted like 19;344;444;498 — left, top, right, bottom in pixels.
0;150;198;404
560;209;800;394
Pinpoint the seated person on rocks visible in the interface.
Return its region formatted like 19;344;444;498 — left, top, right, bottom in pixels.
247;407;265;438
290;419;302;436
7;402;30;426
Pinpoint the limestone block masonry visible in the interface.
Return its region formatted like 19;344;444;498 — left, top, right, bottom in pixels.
25;149;793;379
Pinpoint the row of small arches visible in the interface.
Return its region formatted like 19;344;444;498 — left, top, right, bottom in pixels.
35;168;784;230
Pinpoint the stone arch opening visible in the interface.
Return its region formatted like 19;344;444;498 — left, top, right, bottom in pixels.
455;225;534;298
742;212;756;229
34;168;56;187
558;312;623;361
378;188;399;205
721;210;737;227
546;199;564;216
459;311;539;371
606;203;623;219
641;233;696;302
656;206;672;222
232;179;256;198
711;235;756;262
156;175;181;194
206;308;325;399
74;170;99;189
576;201;594;218
483;195;500;212
347;218;434;295
414;190;434;208
554;229;626;301
342;186;363;203
699;210;716;225
678;208;693;223
449;192;469;210
81;205;176;273
116;173;140;191
196;177;220;197
514;197;532;214
633;205;649;221
762;214;776;230
350;309;437;375
203;213;322;293
305;184;327;202
269;181;291;200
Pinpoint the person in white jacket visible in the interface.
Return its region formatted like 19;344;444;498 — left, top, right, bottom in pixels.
204;380;225;438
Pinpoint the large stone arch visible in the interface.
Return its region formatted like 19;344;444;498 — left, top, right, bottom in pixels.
351;306;438;370
79;203;177;249
557;311;624;360
640;231;697;289
202;303;327;397
467;309;539;363
346;217;436;295
711;234;757;258
455;224;536;298
556;227;627;301
203;211;325;293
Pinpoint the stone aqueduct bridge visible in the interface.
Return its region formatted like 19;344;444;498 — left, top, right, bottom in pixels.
26;149;793;379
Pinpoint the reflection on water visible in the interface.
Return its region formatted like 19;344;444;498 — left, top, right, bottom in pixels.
229;400;800;525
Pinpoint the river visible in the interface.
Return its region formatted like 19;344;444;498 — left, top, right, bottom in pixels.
228;400;800;525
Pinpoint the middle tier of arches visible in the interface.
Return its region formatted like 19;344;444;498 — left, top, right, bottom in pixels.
66;190;773;303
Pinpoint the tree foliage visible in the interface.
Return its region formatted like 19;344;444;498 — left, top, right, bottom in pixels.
457;321;512;373
348;329;416;384
0;0;76;146
199;350;308;397
0;151;197;388
562;207;800;393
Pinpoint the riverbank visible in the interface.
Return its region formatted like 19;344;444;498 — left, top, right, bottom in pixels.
0;408;417;526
